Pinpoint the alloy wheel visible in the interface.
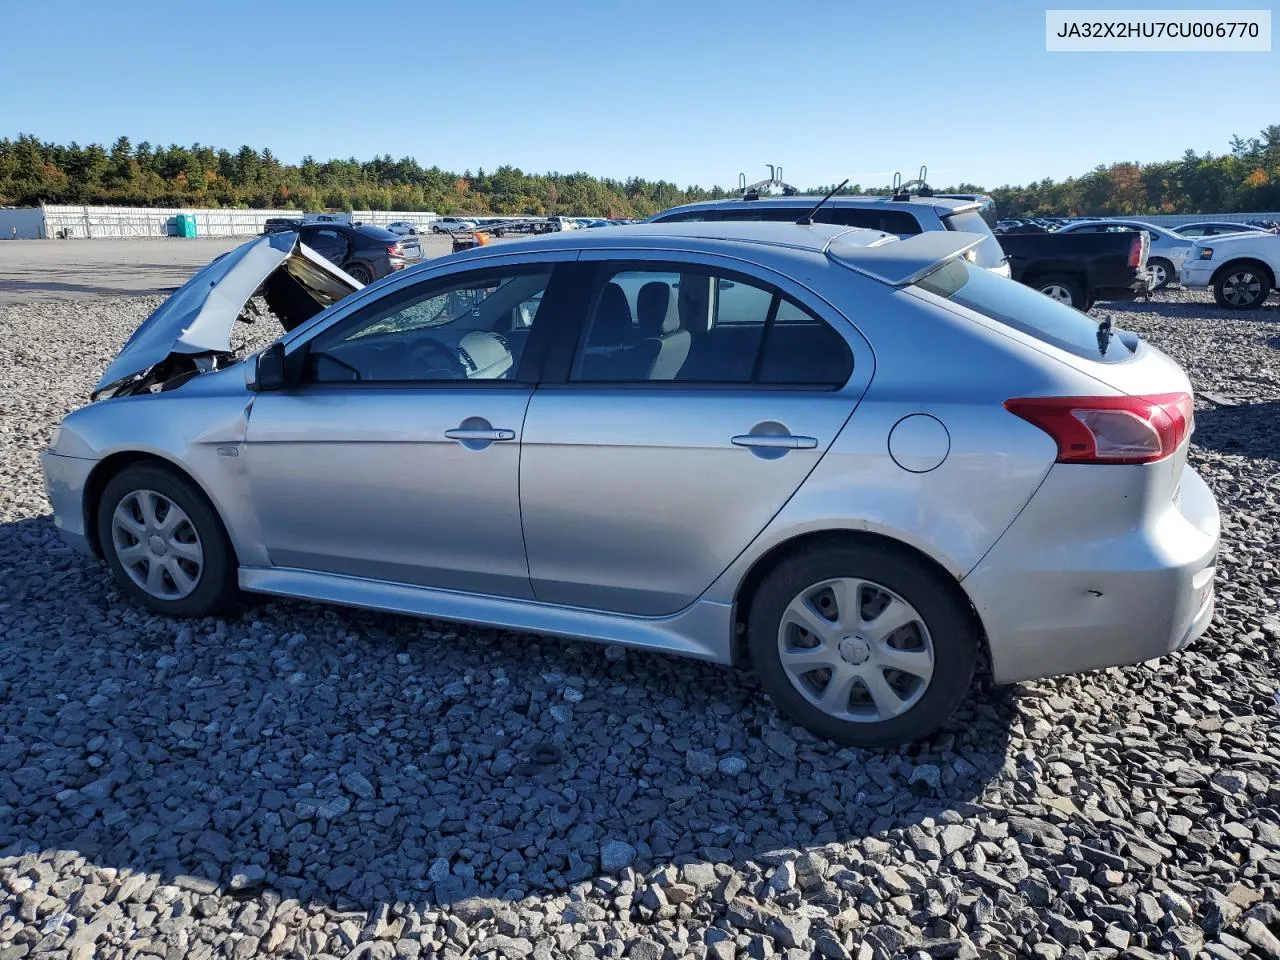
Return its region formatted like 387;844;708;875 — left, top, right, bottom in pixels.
1223;271;1263;306
110;489;204;600
776;577;935;722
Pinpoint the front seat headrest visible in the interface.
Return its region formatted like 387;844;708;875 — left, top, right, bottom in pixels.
591;282;634;344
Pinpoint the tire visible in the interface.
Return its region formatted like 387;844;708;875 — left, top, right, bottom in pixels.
1213;261;1271;310
345;263;373;285
1033;274;1085;309
747;542;979;747
432;225;443;234
1147;258;1174;291
96;463;237;618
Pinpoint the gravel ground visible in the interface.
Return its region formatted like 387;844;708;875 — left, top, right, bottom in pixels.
1;289;1278;960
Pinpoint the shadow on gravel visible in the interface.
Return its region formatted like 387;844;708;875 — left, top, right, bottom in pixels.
1193;401;1280;460
0;513;1016;913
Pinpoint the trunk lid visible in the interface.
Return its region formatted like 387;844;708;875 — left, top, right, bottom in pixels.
93;231;360;399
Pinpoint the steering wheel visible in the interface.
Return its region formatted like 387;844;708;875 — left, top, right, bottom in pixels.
409;337;467;379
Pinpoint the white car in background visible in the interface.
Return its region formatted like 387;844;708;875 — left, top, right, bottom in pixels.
1052;219;1194;291
1173;221;1275;238
385;221;419;236
431;217;479;234
1180;232;1280;309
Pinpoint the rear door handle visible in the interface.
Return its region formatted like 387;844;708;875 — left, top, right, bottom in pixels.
445;427;516;441
731;434;818;450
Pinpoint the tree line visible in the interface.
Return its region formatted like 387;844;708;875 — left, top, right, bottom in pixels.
1;127;1278;218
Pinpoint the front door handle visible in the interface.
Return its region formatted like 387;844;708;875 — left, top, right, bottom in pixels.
445;427;516;442
731;434;818;450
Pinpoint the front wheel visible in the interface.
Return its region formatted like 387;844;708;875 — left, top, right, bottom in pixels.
1034;274;1085;310
747;543;978;746
97;464;237;617
1214;262;1271;309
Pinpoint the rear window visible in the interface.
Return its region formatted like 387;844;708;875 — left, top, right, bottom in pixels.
912;258;1134;363
941;209;1007;270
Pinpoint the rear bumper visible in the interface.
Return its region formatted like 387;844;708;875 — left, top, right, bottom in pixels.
964;462;1219;684
40;451;97;557
1095;276;1150;302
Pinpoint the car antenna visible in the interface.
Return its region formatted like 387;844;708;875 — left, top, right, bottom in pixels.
796;178;849;225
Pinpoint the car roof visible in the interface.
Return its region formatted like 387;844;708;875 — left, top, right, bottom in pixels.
418;221;982;286
656;194;980;217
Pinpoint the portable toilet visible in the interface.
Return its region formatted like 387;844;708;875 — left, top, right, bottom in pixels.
174;214;197;238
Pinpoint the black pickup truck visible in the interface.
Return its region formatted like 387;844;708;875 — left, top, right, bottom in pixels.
997;230;1150;310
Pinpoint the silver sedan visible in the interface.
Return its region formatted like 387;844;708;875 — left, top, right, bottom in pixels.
42;223;1220;745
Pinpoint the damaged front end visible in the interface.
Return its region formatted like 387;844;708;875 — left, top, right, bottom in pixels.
92;231;362;401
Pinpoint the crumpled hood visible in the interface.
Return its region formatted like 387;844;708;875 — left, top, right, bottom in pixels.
93;231;361;399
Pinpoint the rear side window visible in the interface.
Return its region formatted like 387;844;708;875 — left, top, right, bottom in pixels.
715;207;802;223
941;209;1006;270
653;210;721;223
829;209;922;234
572;265;853;386
913;259;1133;363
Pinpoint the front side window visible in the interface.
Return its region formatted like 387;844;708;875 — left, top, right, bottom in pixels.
304;268;553;383
572;265;852;387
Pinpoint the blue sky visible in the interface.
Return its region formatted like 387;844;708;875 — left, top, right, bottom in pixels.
3;0;1275;190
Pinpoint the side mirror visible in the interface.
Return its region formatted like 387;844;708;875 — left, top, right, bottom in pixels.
252;342;287;391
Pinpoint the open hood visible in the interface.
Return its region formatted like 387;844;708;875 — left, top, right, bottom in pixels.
93;231;361;399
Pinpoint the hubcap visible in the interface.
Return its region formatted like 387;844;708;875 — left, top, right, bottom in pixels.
111;490;203;600
1041;284;1073;304
1151;263;1167;287
777;577;935;723
1224;272;1261;306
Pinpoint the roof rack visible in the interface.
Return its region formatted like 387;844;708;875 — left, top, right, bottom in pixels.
739;165;800;201
891;165;935;201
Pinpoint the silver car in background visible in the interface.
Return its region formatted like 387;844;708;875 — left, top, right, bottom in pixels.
41;223;1220;745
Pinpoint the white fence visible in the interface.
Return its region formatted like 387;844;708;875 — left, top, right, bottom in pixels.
2;205;443;239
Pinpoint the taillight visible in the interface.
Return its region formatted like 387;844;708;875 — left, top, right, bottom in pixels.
1004;393;1193;464
387;243;403;257
1127;234;1142;269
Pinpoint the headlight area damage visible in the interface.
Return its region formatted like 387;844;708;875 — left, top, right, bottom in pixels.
91;231;362;401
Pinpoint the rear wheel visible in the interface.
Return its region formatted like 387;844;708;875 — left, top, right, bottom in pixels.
345;263;373;285
97;464;237;617
1214;262;1271;310
1034;274;1085;309
1147;257;1174;291
747;543;978;746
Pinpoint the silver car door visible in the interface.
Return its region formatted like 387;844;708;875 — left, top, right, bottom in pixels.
520;254;872;616
243;261;570;598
